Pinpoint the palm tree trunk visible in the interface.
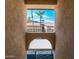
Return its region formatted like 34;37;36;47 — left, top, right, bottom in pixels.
31;10;34;32
31;10;34;24
40;16;42;32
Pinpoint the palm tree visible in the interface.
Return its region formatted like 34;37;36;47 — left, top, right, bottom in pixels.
36;11;45;32
36;11;44;25
31;10;34;24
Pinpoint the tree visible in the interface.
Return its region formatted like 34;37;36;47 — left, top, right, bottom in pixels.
31;10;34;24
36;11;45;32
36;11;45;25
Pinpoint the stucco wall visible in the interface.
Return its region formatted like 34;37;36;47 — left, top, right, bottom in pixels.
55;0;74;59
5;0;25;59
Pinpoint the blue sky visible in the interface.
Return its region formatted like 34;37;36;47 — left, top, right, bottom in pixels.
25;10;56;23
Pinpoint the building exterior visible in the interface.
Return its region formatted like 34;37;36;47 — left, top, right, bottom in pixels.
26;22;55;33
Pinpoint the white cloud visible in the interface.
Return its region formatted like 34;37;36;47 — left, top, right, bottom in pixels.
33;13;38;16
44;20;55;23
34;19;40;21
43;15;50;18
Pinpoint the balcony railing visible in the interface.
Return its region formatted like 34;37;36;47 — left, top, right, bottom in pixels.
26;26;55;33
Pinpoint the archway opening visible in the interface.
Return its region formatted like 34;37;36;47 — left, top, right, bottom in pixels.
29;38;53;49
26;38;54;59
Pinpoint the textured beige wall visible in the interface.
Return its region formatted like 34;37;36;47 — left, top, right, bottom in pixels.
5;0;25;59
55;0;74;59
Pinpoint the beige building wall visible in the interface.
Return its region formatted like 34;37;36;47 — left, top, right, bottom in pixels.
5;0;25;59
55;0;74;59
